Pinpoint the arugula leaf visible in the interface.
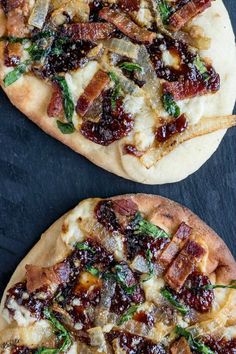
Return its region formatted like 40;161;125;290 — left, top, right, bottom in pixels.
86;265;100;277
157;0;172;25
75;242;95;253
133;212;170;239
162;93;180;118
57;121;75;134
193;55;209;81
176;326;214;354
161;288;188;315
119;62;143;73
0;36;29;44
103;265;136;295
194;280;236;291
3;60;31;87
108;71;122;110
26;42;48;61
118;305;139;325
54;76;74;122
36;308;73;354
143;249;154;282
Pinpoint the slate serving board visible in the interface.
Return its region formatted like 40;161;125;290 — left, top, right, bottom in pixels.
0;0;235;297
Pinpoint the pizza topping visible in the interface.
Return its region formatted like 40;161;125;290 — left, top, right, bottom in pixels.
76;70;110;117
3;59;30;86
25;262;70;294
119;0;140;12
160;287;188;315
157;0;172;25
96;199;121;232
106;330;166;353
179;271;214;313
47;83;64;118
170;336;192;354
162;71;220;101
131;212;170;239
28;0;50;29
175;326;214;353
80;90;134;146
162;93;180;118
62;22;116;41
203;337;236;353
118;304;139;325
113;198;138;216
159;222;192;267
165;240;206;291
156;114;188;142
168;0;212;32
99;7;156;44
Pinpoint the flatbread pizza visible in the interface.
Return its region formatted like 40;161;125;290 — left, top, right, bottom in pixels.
0;0;236;184
1;194;236;353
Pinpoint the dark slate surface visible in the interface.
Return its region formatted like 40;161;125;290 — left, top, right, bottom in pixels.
0;1;235;297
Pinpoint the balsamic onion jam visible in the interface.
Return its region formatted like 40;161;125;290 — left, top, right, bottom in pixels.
3;198;235;353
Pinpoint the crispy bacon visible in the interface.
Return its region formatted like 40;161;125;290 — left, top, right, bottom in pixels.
169;0;212;32
162;74;220;101
170;337;192;354
47;84;63;118
119;0;140;12
76;70;110;117
159;222;191;268
99;7;156;44
63;22;116;41
165;240;205;292
25;262;70;293
113;198;138;216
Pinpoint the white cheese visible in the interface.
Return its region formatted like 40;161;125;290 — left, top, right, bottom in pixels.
61;198;97;247
141;276;164;304
67;342;78;354
162;50;180;69
65;61;99;104
123;94;155;151
4;299;36;327
178;95;207;124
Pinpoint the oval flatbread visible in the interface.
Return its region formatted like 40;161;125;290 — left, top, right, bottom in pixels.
1;194;236;353
0;0;236;184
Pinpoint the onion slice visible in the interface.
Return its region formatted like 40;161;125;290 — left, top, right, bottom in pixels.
141;115;236;168
28;0;50;29
102;38;139;59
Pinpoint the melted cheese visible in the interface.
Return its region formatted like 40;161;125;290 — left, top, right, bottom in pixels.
61;198;99;247
3;299;36;327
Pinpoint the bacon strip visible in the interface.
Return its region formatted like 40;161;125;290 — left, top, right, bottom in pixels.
25;262;70;293
159;222;191;268
47;84;63;118
113;198;138;216
76;70;110;117
99;7;156;44
165;240;205;292
169;0;212;32
162;74;220;101
170;337;192;354
119;0;140;12
63;22;116;41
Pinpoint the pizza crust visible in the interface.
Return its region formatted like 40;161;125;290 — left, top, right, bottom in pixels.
0;0;236;184
1;193;236;339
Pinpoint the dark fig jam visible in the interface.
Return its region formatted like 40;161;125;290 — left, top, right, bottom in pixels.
95;200;121;231
81;90;134;146
203;337;236;353
123;144;144;157
155;114;188;142
179;271;214;313
43;40;94;77
106;331;166;353
133;311;155;327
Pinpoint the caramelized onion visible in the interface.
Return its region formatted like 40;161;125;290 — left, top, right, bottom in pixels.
102;38;139;59
28;0;50;29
